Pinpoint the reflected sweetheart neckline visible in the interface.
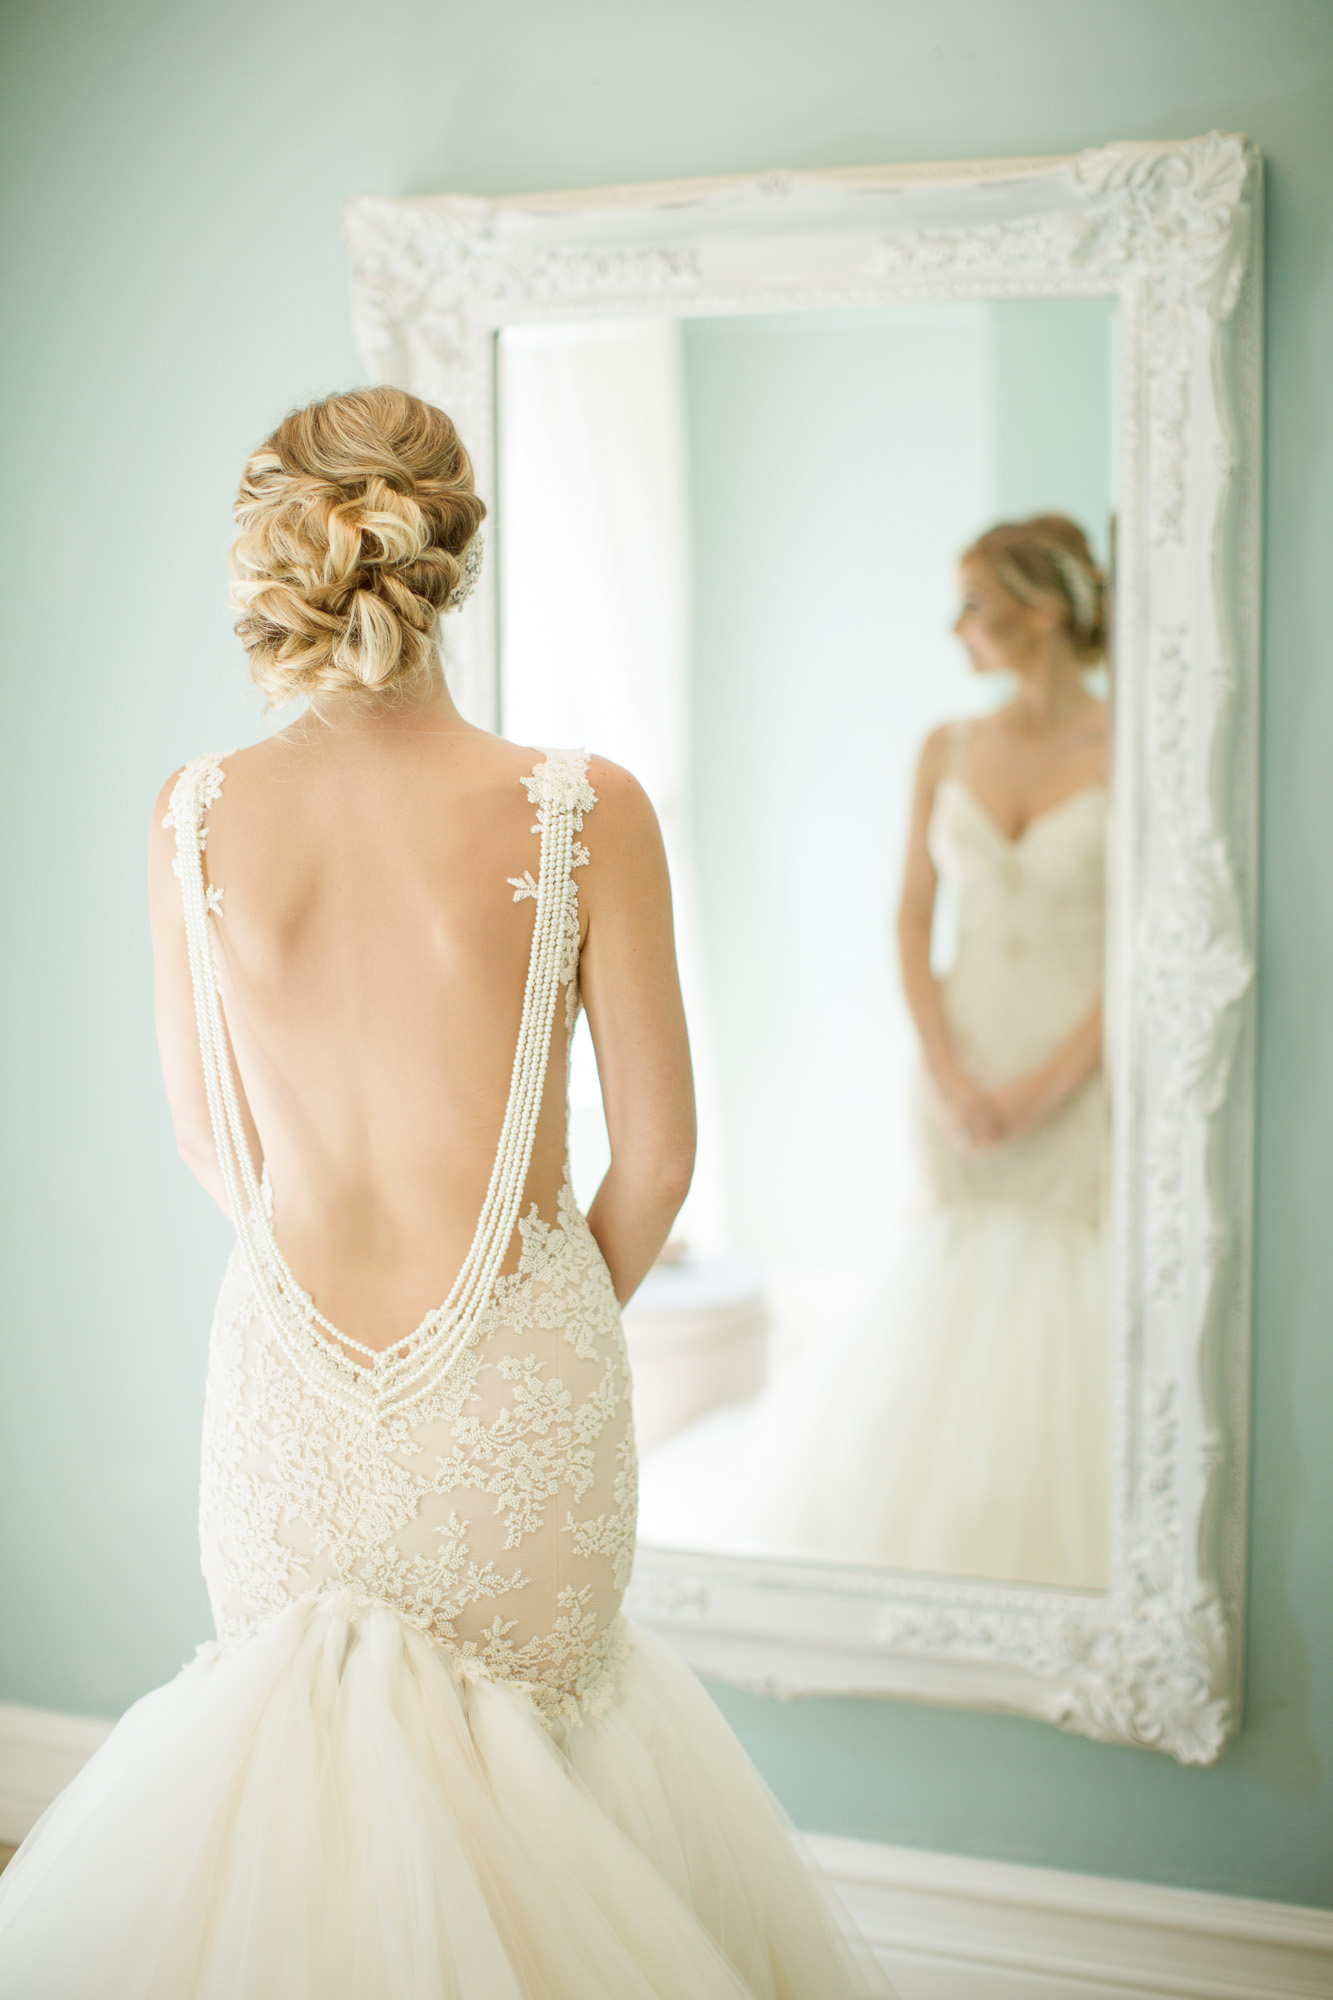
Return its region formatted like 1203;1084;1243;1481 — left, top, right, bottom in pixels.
940;774;1108;847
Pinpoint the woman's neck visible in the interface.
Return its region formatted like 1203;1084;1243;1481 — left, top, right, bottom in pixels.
298;668;475;740
1002;646;1094;732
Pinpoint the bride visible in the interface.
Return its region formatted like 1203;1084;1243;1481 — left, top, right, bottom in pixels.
639;514;1110;1591
0;388;887;1998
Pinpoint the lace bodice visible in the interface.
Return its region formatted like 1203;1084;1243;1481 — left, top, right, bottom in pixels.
914;772;1109;1225
169;748;638;1726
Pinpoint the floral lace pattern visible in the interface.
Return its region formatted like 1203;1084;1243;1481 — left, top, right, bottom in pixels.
199;1187;635;1726
511;747;594;1034
916;775;1109;1225
191;750;639;1728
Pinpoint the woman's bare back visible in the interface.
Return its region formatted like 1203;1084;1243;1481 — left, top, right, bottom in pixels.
227;720;584;1349
155;715;584;1350
154;683;694;1360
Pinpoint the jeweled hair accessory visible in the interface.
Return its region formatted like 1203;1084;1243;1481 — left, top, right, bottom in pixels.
1051;544;1101;636
446;531;485;612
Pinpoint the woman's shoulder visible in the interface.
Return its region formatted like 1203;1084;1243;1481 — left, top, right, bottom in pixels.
572;755;662;869
151;733;659;846
499;742;651;816
916;716;974;783
150;747;234;847
581;752;652;815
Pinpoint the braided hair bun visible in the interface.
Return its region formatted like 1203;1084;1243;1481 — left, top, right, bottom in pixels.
231;386;486;705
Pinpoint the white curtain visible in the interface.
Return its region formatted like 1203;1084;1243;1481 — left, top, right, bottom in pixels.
497;318;725;1253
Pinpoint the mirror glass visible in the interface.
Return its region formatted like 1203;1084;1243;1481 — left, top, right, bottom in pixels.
496;295;1118;1592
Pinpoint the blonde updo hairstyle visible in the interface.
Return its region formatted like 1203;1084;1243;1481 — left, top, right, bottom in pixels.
963;513;1107;664
231;386;486;706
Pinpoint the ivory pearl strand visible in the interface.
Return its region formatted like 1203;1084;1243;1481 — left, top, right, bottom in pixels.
168;750;590;1425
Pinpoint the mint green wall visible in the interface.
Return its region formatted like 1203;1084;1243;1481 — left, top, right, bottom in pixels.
683;305;995;1263
681;301;1114;1262
2;0;1330;1909
989;299;1118;550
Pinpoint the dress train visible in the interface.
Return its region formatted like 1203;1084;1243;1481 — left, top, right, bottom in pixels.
0;1597;882;1999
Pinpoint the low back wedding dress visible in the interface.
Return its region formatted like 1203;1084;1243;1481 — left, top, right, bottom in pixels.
639;724;1110;1590
0;745;887;1999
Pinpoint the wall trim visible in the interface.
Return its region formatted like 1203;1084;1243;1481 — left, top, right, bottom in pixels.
2;1701;1328;1997
0;1700;112;1845
808;1832;1333;2000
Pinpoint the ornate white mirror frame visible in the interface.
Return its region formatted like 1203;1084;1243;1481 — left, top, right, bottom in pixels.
343;132;1262;1764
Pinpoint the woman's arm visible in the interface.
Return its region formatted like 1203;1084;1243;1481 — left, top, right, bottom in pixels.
148;770;260;1218
896;728;1002;1150
986;999;1103;1142
578;759;697;1305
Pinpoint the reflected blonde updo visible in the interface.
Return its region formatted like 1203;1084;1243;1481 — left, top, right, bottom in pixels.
231;386;486;705
964;514;1107;664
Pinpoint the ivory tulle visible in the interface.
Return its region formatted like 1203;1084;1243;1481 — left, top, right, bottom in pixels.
639;1202;1109;1588
0;1597;886;1999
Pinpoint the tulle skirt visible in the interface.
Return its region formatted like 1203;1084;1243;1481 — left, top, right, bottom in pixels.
639;1201;1110;1589
0;1596;887;1999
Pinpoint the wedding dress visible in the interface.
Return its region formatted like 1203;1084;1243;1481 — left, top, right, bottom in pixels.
0;747;887;1999
639;755;1110;1590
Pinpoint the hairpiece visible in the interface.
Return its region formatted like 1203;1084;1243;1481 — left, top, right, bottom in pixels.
445;531;485;612
1049;544;1100;637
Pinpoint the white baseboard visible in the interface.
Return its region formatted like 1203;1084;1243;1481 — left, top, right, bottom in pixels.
2;1700;1329;1997
0;1701;112;1845
807;1832;1333;2000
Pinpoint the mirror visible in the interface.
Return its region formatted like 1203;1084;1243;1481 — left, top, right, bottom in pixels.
345;136;1261;1758
497;299;1119;1593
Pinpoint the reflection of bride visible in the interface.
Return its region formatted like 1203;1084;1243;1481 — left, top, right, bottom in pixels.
639;514;1111;1590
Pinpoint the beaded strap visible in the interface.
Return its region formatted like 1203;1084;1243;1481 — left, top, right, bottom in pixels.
166;747;595;1423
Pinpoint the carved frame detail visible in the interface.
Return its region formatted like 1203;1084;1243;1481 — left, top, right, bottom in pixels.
344;134;1262;1763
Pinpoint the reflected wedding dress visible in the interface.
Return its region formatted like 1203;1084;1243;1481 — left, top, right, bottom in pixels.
640;757;1110;1590
0;749;886;2000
